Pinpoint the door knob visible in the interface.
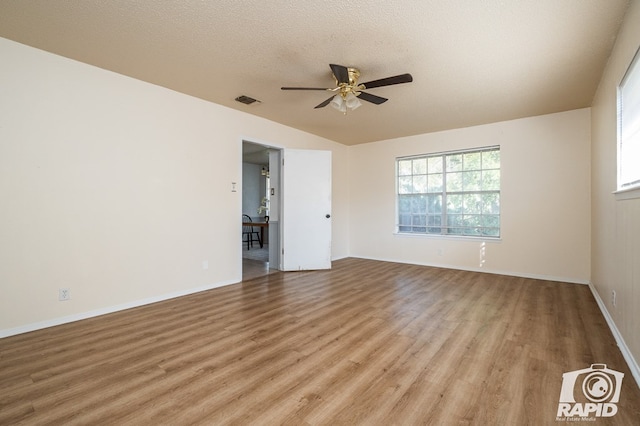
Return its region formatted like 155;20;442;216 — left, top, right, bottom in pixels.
326;214;331;218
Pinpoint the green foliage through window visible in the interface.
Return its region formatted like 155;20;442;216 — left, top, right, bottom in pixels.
397;146;500;237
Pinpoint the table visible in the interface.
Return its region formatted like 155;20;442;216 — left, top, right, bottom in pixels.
243;222;269;248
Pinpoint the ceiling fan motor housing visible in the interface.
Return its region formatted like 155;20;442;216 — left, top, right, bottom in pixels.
333;68;362;97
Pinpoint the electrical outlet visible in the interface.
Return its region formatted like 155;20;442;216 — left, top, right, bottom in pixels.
59;288;70;301
202;260;209;270
611;290;617;307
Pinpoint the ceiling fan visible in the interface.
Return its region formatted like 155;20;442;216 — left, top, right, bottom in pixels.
281;64;413;113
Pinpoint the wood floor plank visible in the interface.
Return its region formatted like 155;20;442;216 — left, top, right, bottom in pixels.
1;258;639;425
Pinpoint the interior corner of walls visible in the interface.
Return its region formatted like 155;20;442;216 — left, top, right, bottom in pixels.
587;282;640;389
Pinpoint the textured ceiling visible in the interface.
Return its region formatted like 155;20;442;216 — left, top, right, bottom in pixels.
0;0;630;145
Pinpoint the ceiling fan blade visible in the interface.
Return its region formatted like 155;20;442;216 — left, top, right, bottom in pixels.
360;73;413;90
357;91;388;105
281;87;330;90
314;96;335;109
330;64;349;84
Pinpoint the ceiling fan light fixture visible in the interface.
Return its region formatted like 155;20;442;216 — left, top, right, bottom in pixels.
330;95;345;111
345;92;362;110
330;92;360;114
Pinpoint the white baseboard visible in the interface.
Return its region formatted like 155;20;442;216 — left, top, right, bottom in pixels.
588;282;640;390
0;278;240;339
349;255;590;285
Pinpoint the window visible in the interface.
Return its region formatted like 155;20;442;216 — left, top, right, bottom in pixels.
618;47;640;191
397;146;500;237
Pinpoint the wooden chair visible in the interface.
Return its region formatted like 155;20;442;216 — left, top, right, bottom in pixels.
242;214;262;250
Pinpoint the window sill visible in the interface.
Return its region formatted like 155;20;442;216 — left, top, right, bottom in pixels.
393;232;502;242
613;185;640;200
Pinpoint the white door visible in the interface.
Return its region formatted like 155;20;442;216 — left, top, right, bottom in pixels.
281;149;332;271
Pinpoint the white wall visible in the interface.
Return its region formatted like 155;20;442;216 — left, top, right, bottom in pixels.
0;38;349;335
591;0;640;380
348;109;591;283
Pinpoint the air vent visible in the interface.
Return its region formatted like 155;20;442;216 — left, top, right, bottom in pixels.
235;95;261;105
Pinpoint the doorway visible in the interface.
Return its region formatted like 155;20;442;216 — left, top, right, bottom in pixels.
242;141;280;280
241;142;333;278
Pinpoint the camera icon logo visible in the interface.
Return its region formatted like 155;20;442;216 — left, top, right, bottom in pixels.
557;364;624;418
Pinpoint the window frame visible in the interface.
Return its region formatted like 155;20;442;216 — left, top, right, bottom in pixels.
617;46;640;193
395;146;501;239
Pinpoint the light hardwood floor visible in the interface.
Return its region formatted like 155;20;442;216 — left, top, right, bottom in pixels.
242;257;276;282
242;244;277;282
1;258;639;425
